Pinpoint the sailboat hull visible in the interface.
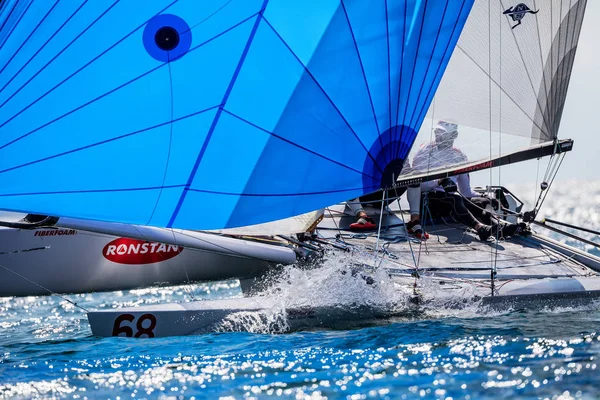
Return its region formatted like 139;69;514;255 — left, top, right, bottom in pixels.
87;297;404;338
0;225;296;297
87;285;600;338
84;201;600;338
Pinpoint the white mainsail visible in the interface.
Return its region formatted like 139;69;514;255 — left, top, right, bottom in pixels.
399;0;586;180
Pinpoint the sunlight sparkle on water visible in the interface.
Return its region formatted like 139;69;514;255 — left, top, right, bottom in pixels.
1;182;600;398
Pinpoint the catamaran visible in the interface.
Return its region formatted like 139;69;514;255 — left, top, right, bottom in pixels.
1;0;598;338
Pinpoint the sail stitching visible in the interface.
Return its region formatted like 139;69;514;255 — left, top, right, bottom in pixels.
385;0;393;163
0;184;185;197
340;0;384;159
0;0;18;39
556;0;586;129
404;0;450;138
501;0;553;139
412;1;471;141
454;45;545;134
0;0;59;78
261;16;385;175
0;9;256;152
392;0;407;160
550;0;555;138
405;0;474;161
222;110;380;181
550;0;566;135
168;2;269;228
188;186;378;198
0;0;33;53
180;0;233;35
531;0;552;136
0;61;164;152
0;105;220;175
0;1;88;100
396;0;430;161
0;0;123;122
552;0;580;136
146;53;177;226
546;0;563;136
551;1;566;134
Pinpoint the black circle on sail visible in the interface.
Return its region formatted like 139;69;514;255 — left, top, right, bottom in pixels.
143;14;192;62
155;26;180;51
362;125;417;191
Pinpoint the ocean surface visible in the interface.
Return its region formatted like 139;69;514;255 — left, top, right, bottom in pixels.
1;180;599;400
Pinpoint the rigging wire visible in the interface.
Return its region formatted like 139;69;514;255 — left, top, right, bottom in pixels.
488;0;497;296
492;0;504;295
0;258;90;313
534;157;542;208
394;195;420;296
325;205;348;246
130;224;197;302
134;49;200;302
529;149;565;217
535;152;566;212
374;189;387;255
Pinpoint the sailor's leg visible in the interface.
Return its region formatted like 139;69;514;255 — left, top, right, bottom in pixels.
424;191;454;219
407;186;422;220
465;196;493;225
406;186;429;239
346;198;365;216
347;198;376;230
429;192;480;228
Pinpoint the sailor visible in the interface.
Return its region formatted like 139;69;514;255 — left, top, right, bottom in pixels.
410;120;519;241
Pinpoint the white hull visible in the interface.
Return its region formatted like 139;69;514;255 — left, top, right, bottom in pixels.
0;223;296;297
88;278;600;338
88;202;600;338
88;297;400;337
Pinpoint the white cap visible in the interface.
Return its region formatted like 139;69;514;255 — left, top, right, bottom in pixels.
434;120;458;133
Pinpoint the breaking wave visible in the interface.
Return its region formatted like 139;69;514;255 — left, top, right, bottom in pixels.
213;247;505;334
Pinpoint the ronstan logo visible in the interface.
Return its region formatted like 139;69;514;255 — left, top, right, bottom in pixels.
103;238;183;264
503;3;539;29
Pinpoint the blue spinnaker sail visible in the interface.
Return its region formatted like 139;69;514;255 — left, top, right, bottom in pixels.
0;0;473;229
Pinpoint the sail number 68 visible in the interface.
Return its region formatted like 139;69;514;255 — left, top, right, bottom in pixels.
111;313;157;338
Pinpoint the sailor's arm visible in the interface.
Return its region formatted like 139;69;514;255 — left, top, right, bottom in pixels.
457;173;481;198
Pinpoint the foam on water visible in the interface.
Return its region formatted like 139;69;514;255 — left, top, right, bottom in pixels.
212;248;506;334
213;250;413;333
259;253;409;309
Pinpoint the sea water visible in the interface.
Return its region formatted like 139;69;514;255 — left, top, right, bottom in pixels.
1;180;599;399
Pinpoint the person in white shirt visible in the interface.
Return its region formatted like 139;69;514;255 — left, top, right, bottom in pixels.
411;121;519;241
